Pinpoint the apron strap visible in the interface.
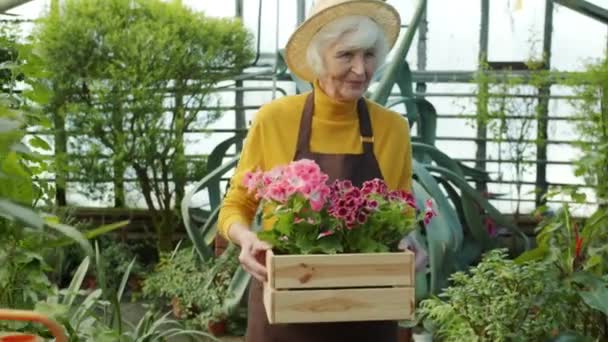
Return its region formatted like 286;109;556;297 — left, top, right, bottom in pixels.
295;93;315;154
357;97;374;155
296;92;375;155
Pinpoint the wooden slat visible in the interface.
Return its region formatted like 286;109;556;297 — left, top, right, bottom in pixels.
264;284;414;324
263;281;274;323
266;250;414;289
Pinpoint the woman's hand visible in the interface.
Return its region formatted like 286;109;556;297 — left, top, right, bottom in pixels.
229;223;272;282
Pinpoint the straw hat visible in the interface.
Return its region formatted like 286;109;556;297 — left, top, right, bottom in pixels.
285;0;401;82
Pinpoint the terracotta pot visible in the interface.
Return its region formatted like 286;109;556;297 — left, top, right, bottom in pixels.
128;275;142;292
398;327;413;342
170;297;184;319
82;275;96;289
207;320;226;337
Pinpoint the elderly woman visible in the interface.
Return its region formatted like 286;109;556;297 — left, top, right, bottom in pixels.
217;0;412;341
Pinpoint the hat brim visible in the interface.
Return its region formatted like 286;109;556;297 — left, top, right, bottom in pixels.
285;0;401;83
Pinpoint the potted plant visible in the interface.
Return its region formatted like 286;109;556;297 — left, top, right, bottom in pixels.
242;159;436;323
142;243;241;334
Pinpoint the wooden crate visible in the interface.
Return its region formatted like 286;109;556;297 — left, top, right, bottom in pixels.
263;250;415;324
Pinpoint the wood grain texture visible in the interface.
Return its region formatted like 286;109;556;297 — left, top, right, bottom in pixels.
266;250;414;289
263;285;415;324
263;281;274;323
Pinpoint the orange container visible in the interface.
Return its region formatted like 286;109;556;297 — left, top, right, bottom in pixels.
0;309;66;342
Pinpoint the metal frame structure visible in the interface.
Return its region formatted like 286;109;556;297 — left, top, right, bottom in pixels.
3;0;607;212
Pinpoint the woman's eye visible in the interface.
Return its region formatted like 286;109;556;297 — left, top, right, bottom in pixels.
365;51;376;58
338;51;353;59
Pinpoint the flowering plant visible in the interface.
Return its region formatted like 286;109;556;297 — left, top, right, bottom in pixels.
243;159;436;254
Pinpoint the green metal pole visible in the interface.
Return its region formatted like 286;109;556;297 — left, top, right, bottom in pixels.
0;0;33;12
600;53;608;206
475;0;490;191
553;0;608;24
416;1;428;94
370;0;427;105
297;0;306;25
535;0;554;207
49;0;67;206
234;0;245;152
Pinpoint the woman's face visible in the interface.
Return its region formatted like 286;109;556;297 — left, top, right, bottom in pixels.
318;36;377;102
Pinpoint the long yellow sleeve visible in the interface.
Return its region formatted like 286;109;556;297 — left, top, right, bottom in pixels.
217;84;413;240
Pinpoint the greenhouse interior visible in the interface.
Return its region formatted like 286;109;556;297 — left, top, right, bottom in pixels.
1;0;607;341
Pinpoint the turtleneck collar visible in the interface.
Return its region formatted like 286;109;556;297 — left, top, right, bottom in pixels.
313;79;358;121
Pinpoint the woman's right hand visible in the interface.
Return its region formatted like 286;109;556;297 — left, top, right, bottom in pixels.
228;223;272;282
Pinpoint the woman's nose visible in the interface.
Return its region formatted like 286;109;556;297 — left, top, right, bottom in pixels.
350;54;365;75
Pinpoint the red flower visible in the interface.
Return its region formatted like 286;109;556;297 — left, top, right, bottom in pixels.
484;217;497;237
574;223;583;259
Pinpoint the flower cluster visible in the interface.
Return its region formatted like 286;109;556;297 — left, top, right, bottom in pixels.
327;179;426;230
242;159;437;254
243;159;330;211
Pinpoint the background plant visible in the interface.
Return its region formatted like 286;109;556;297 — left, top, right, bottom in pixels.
34;0;254;252
418;249;595;341
472;60;546;217
142;242;242;334
515;199;608;339
563;58;608;207
34;256;217;342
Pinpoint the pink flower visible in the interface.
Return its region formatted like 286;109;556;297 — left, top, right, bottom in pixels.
423;199;437;225
357;212;368;224
365;199;379;211
361;178;387;196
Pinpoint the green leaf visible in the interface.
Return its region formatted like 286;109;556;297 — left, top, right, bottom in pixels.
48;220;129;249
46;221;94;256
274;212;294;236
0;199;44;228
0;151;34;204
514;245;549;264
571;272;608;315
28;136;51;150
223;265;251;314
117;257;136;302
23;80;51;105
63;257;90;307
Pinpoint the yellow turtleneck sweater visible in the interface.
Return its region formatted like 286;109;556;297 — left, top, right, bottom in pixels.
217;82;413;240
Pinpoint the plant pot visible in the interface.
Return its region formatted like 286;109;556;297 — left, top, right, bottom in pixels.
82;274;96;289
398;327;413;342
412;331;432;342
171;297;184;319
128;275;143;292
207;320;227;337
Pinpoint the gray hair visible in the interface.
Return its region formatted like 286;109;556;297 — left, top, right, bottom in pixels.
306;15;389;78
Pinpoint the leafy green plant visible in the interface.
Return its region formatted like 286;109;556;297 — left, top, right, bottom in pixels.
33;256;218;342
34;0;254;252
563;58;608;205
419;249;594;341
142;242;241;333
516;202;608;339
0;22;126;311
470;60;547;217
97;239;148;293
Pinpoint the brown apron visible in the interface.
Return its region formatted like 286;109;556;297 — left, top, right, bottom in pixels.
246;93;398;342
